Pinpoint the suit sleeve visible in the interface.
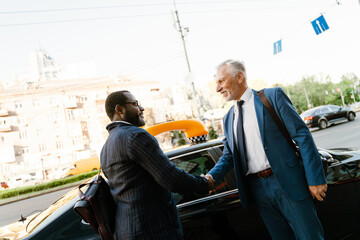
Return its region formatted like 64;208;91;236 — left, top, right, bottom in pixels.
208;136;234;183
128;130;209;194
272;88;326;186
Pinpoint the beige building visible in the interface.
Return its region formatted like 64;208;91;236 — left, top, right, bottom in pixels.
0;77;169;181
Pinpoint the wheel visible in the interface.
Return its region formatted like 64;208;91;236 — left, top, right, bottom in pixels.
319;119;327;129
92;168;98;171
348;112;355;121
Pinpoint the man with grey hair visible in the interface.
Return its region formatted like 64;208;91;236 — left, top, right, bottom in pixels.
206;59;327;239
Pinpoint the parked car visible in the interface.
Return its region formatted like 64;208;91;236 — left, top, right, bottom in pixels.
7;174;41;189
1;138;360;240
61;156;100;178
1;181;9;189
300;104;356;129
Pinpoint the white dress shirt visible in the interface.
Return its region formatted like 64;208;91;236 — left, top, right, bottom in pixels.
233;88;271;174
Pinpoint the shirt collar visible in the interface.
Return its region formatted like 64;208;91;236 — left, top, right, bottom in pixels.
233;87;252;107
112;120;132;125
105;120;133;131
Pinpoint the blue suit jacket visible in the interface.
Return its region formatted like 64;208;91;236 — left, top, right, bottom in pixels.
101;122;209;240
209;88;326;209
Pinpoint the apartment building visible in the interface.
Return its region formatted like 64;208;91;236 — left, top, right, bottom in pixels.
0;77;169;180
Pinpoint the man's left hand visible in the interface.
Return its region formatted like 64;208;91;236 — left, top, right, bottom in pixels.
308;184;328;201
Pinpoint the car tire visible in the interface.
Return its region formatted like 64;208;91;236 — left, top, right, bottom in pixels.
319;119;327;129
348;112;355;121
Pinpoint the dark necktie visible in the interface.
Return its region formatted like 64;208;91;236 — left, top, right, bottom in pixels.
236;100;248;175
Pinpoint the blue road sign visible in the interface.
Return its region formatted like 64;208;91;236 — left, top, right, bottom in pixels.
273;39;282;55
311;15;329;35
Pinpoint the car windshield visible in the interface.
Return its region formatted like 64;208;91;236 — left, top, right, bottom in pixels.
301;107;320;117
25;184;87;233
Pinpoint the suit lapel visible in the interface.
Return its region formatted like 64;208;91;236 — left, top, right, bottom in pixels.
253;90;265;145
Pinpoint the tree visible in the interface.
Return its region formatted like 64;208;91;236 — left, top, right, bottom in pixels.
208;126;218;140
171;131;187;146
271;73;359;113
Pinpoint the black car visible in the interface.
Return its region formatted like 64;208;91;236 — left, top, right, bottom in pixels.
300;105;356;130
3;138;360;240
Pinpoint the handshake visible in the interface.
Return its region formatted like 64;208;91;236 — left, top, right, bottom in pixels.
201;173;216;194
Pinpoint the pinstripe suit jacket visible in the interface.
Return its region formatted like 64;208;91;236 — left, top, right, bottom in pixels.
100;121;209;240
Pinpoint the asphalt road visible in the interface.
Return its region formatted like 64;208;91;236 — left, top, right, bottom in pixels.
310;115;360;149
0;187;73;227
0;115;359;228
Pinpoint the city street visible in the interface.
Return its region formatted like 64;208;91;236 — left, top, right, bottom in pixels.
0;187;73;227
1;115;359;228
311;115;360;149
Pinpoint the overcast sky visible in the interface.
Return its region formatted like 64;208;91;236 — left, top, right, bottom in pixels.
0;0;359;88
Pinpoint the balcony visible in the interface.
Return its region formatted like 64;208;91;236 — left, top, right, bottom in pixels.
63;96;83;109
0;109;9;117
0;123;11;132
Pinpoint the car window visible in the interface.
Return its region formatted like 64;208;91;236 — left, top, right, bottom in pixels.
301;107;319;116
326;164;352;184
170;149;230;204
328;105;340;111
318;107;329;114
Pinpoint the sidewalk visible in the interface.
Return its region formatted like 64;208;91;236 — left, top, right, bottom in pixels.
0;180;85;206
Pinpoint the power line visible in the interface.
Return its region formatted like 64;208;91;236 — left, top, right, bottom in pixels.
0;1;330;15
0;4;333;28
0;13;171;27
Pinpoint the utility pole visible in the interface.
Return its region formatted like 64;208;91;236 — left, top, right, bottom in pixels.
173;1;191;73
172;0;200;118
304;87;311;109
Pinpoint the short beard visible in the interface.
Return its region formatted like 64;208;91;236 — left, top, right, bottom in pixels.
125;115;145;127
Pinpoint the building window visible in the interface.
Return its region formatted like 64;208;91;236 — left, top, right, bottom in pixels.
71;136;82;146
36;129;45;137
0;120;7;126
39;143;47;152
32;99;41;107
15;102;23;109
21;147;29;155
66;109;75;121
51;112;59;122
80;96;88;102
0;136;5;144
19;130;28;139
56;140;64;149
17;118;27;126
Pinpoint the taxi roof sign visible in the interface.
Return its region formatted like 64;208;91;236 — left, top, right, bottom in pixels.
145;120;209;144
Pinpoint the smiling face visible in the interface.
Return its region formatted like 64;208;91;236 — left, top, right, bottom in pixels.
114;92;145;127
215;65;247;102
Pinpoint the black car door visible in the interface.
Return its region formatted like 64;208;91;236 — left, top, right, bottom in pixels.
172;146;271;240
323;106;337;123
315;155;360;240
328;105;344;122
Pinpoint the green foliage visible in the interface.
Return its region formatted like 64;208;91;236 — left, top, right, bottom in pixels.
208;126;218;140
171;131;187;146
0;171;98;199
273;73;360;113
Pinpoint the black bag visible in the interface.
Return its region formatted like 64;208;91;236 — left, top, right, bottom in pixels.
73;174;116;240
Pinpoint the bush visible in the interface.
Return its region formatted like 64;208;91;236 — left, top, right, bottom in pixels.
0;171;98;199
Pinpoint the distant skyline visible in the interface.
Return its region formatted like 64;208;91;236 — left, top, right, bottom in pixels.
0;0;359;89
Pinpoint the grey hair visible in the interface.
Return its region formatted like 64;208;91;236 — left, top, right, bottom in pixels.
216;59;247;80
